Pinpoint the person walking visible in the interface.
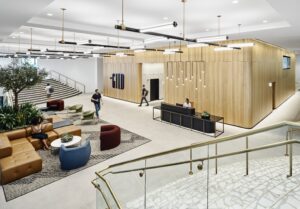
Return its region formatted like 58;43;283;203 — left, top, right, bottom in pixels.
139;84;149;107
91;89;103;120
45;83;53;100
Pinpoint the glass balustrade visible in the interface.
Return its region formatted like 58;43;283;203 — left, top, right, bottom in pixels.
94;122;300;209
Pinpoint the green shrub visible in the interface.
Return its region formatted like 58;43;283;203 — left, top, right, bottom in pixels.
0;103;43;131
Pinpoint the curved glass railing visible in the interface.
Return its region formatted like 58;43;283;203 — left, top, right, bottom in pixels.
92;121;300;209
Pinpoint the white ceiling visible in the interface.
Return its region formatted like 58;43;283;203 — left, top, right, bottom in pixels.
0;0;54;41
1;0;300;53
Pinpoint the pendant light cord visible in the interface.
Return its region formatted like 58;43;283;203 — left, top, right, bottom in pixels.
182;0;186;40
61;8;66;43
121;0;125;29
217;15;221;36
30;28;33;51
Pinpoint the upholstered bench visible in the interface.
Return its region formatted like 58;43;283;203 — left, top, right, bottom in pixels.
54;125;81;137
0;151;42;184
26;123;59;150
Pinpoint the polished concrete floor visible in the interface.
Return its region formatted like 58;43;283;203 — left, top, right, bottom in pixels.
1;92;300;209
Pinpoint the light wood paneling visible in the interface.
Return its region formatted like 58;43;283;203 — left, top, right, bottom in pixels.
103;59;142;103
103;39;295;128
251;40;296;126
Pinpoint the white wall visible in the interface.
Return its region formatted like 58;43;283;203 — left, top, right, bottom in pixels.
38;58;103;93
142;63;164;101
296;55;300;84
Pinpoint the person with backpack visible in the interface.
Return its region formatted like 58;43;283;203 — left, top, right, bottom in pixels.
45;83;54;99
91;89;103;120
139;84;149;107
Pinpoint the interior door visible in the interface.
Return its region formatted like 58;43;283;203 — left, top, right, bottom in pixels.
150;79;159;101
272;82;276;109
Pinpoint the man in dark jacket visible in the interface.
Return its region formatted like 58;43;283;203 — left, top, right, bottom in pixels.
91;89;103;119
139;85;149;107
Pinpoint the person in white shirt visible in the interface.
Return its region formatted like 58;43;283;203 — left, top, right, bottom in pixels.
183;98;192;108
45;83;52;99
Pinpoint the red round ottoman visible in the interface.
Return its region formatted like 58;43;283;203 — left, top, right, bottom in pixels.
47;99;64;111
100;125;121;150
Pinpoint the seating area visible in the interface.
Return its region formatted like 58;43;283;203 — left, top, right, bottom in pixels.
0;121;81;184
59;140;91;170
0;100;124;184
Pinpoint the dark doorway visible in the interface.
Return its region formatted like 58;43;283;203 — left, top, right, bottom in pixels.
272;82;276;110
150;79;159;101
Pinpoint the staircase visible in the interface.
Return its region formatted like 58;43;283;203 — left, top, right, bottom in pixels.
15;79;82;105
126;156;300;209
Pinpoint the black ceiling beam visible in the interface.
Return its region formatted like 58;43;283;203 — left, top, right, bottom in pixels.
115;24;215;46
46;49;84;54
114;24;241;49
58;40;77;45
81;43;130;49
28;49;42;52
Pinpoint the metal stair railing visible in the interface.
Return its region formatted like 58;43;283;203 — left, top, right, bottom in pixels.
48;70;86;93
4;90;14;107
92;121;300;209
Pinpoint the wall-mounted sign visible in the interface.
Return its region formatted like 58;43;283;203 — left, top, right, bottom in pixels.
110;73;125;89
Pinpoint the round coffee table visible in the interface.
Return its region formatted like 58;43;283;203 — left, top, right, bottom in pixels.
51;136;82;154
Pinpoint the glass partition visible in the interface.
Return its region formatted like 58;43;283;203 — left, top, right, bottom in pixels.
94;177;121;209
94;123;300;209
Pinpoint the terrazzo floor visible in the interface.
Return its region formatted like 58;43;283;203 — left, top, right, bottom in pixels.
1;91;300;209
125;156;300;209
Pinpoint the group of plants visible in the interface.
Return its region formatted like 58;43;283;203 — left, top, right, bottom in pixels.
0;103;43;131
0;60;47;131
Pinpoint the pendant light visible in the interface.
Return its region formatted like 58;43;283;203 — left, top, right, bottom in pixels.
58;8;76;45
226;24;255;48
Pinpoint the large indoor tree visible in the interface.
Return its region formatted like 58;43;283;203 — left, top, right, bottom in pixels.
0;61;47;107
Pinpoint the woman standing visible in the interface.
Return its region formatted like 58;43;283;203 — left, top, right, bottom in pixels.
31;117;50;150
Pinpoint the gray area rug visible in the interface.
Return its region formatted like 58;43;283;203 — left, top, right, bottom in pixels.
2;121;151;201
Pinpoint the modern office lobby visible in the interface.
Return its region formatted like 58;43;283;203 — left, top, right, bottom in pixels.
1;0;300;209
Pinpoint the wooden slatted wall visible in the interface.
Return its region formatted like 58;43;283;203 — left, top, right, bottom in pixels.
103;39;295;128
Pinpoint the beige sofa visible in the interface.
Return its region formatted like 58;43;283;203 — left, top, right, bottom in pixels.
0;123;81;184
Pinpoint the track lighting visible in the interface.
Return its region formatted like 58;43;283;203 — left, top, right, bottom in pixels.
130;45;145;50
144;37;168;44
134;49;146;53
163;51;175;55
187;43;209;48
214;47;233;51
164;48;180;52
197;36;228;43
140;21;178;33
227;43;254;48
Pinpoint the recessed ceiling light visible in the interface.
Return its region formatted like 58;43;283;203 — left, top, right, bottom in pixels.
12;36;16;39
163;17;169;20
19;32;24;34
205;28;210;32
232;0;239;4
262;20;268;23
47;13;53;17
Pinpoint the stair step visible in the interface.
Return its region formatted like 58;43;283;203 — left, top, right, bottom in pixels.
15;77;83;105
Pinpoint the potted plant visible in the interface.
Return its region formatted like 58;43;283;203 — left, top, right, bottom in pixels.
61;133;73;143
0;103;43;131
201;111;211;120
